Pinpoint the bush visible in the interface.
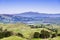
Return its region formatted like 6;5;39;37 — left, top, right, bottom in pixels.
0;29;13;39
16;33;23;37
0;32;4;38
57;34;60;36
39;30;50;38
0;27;24;39
33;32;40;38
51;34;56;38
3;29;13;37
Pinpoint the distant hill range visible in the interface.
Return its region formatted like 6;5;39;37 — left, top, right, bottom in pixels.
0;12;60;24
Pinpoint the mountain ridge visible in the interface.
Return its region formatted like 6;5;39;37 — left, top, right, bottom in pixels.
0;12;60;24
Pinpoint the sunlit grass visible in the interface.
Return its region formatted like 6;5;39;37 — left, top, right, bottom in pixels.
0;23;60;40
1;36;26;40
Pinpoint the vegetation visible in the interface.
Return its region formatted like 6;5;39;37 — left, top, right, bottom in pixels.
0;23;60;40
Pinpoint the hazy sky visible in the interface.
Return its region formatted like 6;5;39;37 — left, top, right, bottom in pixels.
0;0;60;14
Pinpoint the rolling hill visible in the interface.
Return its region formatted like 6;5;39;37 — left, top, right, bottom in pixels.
0;12;60;24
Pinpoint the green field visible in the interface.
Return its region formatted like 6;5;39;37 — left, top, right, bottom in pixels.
0;23;60;40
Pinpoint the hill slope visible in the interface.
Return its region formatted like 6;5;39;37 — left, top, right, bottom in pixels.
0;12;60;24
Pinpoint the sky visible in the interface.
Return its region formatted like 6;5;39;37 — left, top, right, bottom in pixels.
0;0;60;14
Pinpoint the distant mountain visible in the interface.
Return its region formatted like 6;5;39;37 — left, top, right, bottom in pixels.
0;12;60;24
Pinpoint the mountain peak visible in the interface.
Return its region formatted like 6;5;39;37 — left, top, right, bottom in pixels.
17;12;41;17
21;12;40;15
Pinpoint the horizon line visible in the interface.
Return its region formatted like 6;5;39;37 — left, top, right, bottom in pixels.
0;11;60;14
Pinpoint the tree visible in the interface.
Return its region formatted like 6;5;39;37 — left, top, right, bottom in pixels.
33;32;40;38
40;30;50;38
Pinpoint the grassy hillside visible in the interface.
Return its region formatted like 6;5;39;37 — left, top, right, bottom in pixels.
1;36;26;40
0;23;60;40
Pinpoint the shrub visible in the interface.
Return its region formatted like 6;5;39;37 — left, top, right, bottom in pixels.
33;32;40;38
3;29;13;37
0;27;24;39
51;34;56;38
39;30;50;38
16;33;23;37
0;29;13;39
57;34;60;36
0;32;4;38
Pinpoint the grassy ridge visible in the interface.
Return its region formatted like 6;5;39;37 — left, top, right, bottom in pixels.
0;23;60;40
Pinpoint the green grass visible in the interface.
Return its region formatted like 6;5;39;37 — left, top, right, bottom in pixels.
1;36;26;40
0;23;60;40
51;36;60;40
31;38;41;40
